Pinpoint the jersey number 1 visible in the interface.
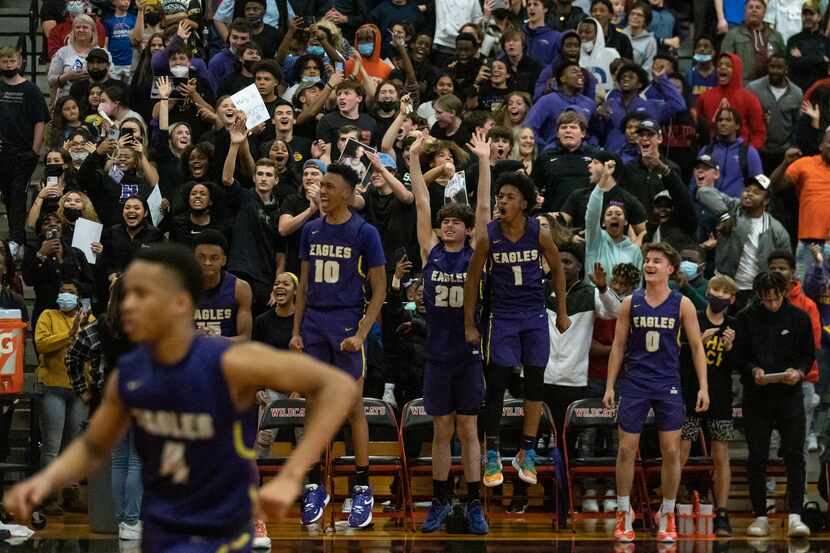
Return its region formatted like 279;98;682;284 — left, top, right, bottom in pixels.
512;266;523;286
645;330;660;352
160;441;190;484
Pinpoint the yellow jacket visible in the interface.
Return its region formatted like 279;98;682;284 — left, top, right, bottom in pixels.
35;309;95;389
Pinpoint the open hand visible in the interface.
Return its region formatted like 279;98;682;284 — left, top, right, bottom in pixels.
466;129;491;160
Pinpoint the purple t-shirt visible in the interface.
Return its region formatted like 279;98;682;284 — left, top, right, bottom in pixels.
300;213;385;309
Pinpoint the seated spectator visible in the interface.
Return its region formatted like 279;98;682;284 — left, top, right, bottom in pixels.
45;97;87;150
696;53;767;150
697;107;764;198
696;174;791;310
721;0;785;82
584;151;644;276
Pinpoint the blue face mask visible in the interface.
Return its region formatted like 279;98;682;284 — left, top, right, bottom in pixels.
679;260;701;281
693;53;713;63
403;301;416;312
301;75;321;85
357;42;374;57
306;45;325;57
57;292;78;312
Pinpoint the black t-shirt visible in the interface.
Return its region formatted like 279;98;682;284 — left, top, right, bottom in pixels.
561;185;647;230
279;192;316;275
430;121;473;150
681;310;736;419
0;79;49;151
316;111;379;147
287;135;312;165
362;187;416;272
476;84;513;112
252;24;280;59
217;72;254;98
252;308;293;349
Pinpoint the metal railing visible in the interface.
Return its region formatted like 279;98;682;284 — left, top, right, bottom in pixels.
0;0;40;82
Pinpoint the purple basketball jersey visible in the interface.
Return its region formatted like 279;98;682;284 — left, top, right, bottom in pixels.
194;272;238;338
423;242;473;361
620;289;683;397
487;218;545;315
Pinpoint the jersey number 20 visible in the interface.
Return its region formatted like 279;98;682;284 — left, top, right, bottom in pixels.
435;285;463;308
314;260;340;283
160;441;190;484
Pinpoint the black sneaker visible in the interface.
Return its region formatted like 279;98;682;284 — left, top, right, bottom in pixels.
713;508;732;537
507;497;528;513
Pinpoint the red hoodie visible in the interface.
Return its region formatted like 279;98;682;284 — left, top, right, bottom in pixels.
345;23;392;82
695;53;767;150
789;281;820;383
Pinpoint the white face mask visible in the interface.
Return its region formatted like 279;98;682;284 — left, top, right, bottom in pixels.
170;65;189;78
582;41;594;54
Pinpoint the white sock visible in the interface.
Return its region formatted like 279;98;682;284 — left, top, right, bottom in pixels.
789;513;802;524
661;498;675;515
617;495;630;513
384;383;395;392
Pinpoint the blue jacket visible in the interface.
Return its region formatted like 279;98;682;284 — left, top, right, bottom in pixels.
694;138;763;198
602;74;685;151
524;24;561;67
525;91;597;150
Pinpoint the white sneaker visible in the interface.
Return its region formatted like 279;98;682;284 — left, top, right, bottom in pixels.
582;489;599;513
382;386;397;409
808;433;819;452
603;489;618;512
788;513;811;538
746;516;770;537
119;521;142;540
8;241;21;261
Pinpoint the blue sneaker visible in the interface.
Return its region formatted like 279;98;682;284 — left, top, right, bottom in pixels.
300;483;329;526
466;499;489;534
347;485;374;528
483;450;503;487
512;448;538;485
421;499;451;533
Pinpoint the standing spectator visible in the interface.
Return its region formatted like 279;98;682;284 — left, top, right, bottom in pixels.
316;80;379;148
735;271;813;538
698;107;764;198
621;119;684;215
35;279;95;516
432;0;482;65
696;174;791;310
0;46;48;256
696;53;768;150
345;24;393;82
622;2;658;73
533;112;595;212
647;0;680;50
45;2;107;59
548;0;586;31
525;62;596;150
687;36;718;105
209;19;253;91
578;16;620;94
69;47;119;115
590;0;634;61
101;196;165;281
217;42;262;98
785;0;829;93
500;30;543;96
103;0;137;81
721;0;785;82
243;0;279;58
48;14;100;100
524;0;561;67
772;139;830;279
746;52;803;172
763;0;804;43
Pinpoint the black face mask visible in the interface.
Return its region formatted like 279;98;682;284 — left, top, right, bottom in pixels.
1;68;18;79
87;68;107;81
144;11;161;25
46;164;64;178
378;100;398;112
63;207;82;222
707;294;732;314
243;59;258;73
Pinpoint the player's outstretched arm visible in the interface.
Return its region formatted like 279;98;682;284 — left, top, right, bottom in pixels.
463;236;488;344
604;297;632;408
680;296;710;412
467;129;491;242
3;374;130;522
222;344;358;519
409;133;439;264
539;227;570;332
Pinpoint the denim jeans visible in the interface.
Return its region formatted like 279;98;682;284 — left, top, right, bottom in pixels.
111;427;142;525
795;241;830;282
39;386;88;468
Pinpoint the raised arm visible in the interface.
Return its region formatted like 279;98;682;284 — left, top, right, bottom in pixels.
366;151;413;203
408;133;439;263
467;129;492;245
771;147;801;191
222;116;247;186
381;95;413;155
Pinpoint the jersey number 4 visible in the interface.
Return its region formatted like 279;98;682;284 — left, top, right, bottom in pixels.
435;285;463;308
314;260;340;283
160;441;190;484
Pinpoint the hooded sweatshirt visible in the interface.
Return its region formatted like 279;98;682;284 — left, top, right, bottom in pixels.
578;17;620;94
622;27;657;72
694;137;764;198
534;30;597;101
523;22;561;67
585;185;643;278
345;23;392;81
524;89;597;150
695;53;767;150
788;280;821;383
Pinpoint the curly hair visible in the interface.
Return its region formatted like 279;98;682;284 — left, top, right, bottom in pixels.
422;139;469;168
58;190;99;224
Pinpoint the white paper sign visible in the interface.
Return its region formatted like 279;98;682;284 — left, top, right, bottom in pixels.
71;218;103;264
147;186;164;227
444;171;468;205
231;83;270;130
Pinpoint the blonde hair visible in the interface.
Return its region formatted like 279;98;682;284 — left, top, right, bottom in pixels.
58;190;99;224
511;127;537;161
70;14;98;49
708;274;738;296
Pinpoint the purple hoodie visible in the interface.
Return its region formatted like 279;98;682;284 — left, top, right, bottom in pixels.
803;255;830;345
534;31;596;101
523;23;561;67
525;91;597;150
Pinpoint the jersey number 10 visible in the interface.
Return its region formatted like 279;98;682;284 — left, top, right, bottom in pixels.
314;260;340;284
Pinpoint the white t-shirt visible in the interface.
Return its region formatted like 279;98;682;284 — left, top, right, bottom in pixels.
770;84;787;101
734;215;765;290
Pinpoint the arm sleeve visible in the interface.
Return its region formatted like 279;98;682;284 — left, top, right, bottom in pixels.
663;167;697;235
696;186;737;215
594;287;622;320
361;224;386;268
34;311;72;353
745;93;767;149
747;146;764;177
795;310;817;373
585;186;604;259
653;74;686;124
65;328;93;396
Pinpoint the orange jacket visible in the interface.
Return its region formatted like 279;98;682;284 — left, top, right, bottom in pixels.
789;281;821;383
345;23;392;82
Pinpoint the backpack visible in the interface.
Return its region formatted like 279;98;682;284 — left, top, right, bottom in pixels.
803;501;826;533
703;141;749;180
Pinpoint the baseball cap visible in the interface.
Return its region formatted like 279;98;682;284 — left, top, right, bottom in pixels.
378;152;397;171
636;119;661;135
292;80;325;108
695;154;719;170
653;189;672;203
303;159;327;173
803;0;820;13
745;174;771;190
87;48;109;63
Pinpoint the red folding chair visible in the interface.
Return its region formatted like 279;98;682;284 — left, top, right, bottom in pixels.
256;397;312;481
326;398;409;528
562;398;652;530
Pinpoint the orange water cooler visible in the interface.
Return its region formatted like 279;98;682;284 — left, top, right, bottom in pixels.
0;310;27;395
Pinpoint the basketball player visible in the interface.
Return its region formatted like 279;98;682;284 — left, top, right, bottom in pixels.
290;163;387;529
3;244;358;551
194;230;253;341
603;242;710;543
464;171;571;489
408;129;491;534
